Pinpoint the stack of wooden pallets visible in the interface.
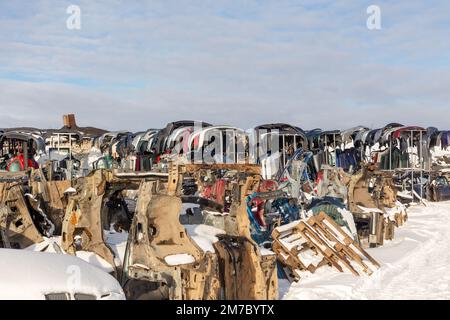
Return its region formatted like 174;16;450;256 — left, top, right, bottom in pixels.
272;212;380;281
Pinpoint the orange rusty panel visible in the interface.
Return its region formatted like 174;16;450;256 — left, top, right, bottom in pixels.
48;181;71;209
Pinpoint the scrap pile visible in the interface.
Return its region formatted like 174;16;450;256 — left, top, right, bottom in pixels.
1;114;450;299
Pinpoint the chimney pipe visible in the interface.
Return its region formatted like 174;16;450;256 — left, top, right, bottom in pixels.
63;114;77;129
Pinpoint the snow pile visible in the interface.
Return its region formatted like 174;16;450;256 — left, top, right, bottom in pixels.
75;251;115;274
105;230;129;265
184;224;226;253
282;201;450;300
24;224;224;272
25;236;62;253
0;249;124;300
260;247;276;256
164;253;196;266
384;201;408;221
25;231;129;274
64;187;77;194
336;208;358;238
431;147;450;167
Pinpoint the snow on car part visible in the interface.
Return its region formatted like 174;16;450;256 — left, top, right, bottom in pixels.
0;248;125;300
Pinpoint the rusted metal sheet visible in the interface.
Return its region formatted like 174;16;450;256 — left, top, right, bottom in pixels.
30;169;71;234
214;235;278;300
0;182;44;248
61;170;119;275
122;185;221;300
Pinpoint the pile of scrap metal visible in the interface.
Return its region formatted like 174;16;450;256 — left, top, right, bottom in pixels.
179;164;278;300
43;114;106;178
4;114;450;298
270;154;404;282
254;123;308;179
191;163;287;244
189;159;384;284
396;170;450;202
427;171;450;201
187;125;249;165
0;166;75;249
0;171;50;249
1;163;278;300
347;165;407;247
429;129;450;169
0;129;44;172
305;124;430;174
0;115;108;180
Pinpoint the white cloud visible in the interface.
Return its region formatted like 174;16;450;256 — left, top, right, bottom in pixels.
0;0;449;130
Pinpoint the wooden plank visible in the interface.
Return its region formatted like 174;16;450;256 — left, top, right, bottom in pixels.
317;212;381;269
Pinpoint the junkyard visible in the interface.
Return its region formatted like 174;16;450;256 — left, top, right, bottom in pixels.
1;114;450;300
2;1;450;306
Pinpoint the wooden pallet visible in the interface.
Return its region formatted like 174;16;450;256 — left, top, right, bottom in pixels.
272;212;380;282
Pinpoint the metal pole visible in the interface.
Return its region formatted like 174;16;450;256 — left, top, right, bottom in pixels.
334;134;337;168
389;133;392;171
419;131;423;200
360;140;363;164
69;134;72;161
49;136;52;161
410;130;414;203
23;141;28;170
233;130;237;163
399;133;402;169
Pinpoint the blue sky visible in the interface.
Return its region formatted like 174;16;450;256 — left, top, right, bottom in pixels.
0;0;449;130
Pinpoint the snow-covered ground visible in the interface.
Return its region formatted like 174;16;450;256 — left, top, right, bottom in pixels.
282;201;450;300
